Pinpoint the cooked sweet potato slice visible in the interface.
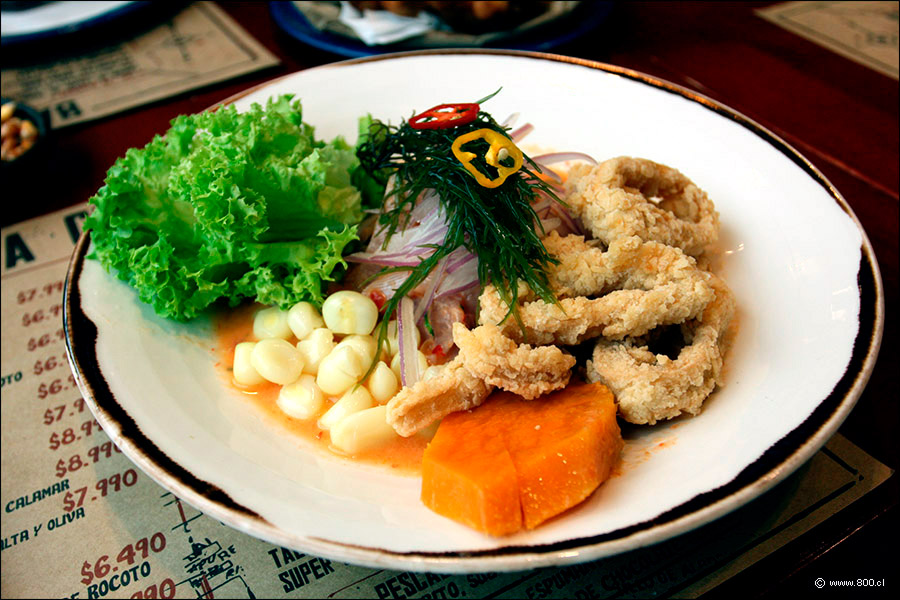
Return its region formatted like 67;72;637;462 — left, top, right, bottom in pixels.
421;416;522;536
421;382;622;535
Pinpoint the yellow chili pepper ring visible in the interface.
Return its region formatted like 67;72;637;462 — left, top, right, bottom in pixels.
451;128;524;189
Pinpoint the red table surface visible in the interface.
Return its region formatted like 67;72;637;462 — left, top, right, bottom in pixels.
3;2;896;597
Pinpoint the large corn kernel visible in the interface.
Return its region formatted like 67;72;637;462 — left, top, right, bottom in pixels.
233;342;265;386
366;362;399;404
250;338;304;385
253;307;293;340
330;405;398;454
318;386;374;430
288;302;325;340
277;375;324;420
316;345;366;396
335;334;380;364
296;328;335;375
322;291;378;335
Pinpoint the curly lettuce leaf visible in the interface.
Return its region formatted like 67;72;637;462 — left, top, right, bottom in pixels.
84;95;362;321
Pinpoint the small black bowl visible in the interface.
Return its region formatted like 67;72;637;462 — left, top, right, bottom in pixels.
1;96;51;174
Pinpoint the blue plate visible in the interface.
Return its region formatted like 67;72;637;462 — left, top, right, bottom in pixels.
269;1;614;58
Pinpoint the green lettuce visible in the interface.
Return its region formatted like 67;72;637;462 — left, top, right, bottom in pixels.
84;95;363;321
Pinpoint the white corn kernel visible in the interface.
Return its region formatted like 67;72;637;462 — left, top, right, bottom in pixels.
390;350;429;385
335;334;379;364
316;345;366;395
232;342;265;386
288;302;325;340
253;306;293;340
277;375;324;419
250;338;304;385
381;319;420;356
322;291;378;335
296;328;334;375
330;405;398;454
318;386;374;430
366;361;399;404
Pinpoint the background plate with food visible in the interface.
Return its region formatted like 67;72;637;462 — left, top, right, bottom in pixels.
64;51;882;572
270;1;614;57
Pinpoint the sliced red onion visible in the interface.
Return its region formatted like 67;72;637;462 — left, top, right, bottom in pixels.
361;271;410;300
366;188;443;254
351;196;449;266
434;279;479;300
539;217;563;232
509;123;533;142
531;197;552;214
501;112;520;128
346;253;420;267
550;201;583;235
443;247;475;274
397;297;420;387
406;189;442;226
414;255;447;324
532;151;598;165
348;229;446;265
436;252;478;299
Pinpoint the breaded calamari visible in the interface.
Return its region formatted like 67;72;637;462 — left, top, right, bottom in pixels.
385;356;492;437
479;232;715;345
565;157;719;257
586;274;735;424
453;322;575;400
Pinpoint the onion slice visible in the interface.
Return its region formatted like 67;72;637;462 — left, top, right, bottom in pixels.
509;123;534;142
397;297;420;388
414;255;447;324
532;151;598;166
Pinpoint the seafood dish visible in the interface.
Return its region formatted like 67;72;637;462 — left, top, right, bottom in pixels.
84;94;735;536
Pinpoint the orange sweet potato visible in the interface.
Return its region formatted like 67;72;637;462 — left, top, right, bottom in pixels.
421;382;622;535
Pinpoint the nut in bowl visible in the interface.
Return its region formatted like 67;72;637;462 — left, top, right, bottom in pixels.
1;97;48;167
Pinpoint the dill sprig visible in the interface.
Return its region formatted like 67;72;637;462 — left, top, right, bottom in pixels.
356;106;562;344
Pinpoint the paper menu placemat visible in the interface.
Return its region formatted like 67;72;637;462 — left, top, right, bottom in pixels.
757;1;899;80
1;206;893;599
0;2;279;129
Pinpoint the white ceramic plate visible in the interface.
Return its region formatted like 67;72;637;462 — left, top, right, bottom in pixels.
0;1;140;45
64;51;883;573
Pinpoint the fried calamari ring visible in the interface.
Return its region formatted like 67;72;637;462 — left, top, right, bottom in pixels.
586;274;735;425
386;356;492;437
479;232;716;346
565;157;719;257
453;322;575;400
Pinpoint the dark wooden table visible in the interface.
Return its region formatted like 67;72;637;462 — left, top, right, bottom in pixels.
4;2;896;596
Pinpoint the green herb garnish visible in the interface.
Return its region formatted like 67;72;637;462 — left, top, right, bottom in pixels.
356;99;562;357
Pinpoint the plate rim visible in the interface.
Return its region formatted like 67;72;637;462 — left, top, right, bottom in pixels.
63;49;885;572
0;1;143;46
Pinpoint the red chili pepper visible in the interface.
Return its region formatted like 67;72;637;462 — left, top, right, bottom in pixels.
409;103;479;130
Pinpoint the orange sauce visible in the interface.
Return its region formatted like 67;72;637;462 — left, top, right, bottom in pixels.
213;303;427;476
